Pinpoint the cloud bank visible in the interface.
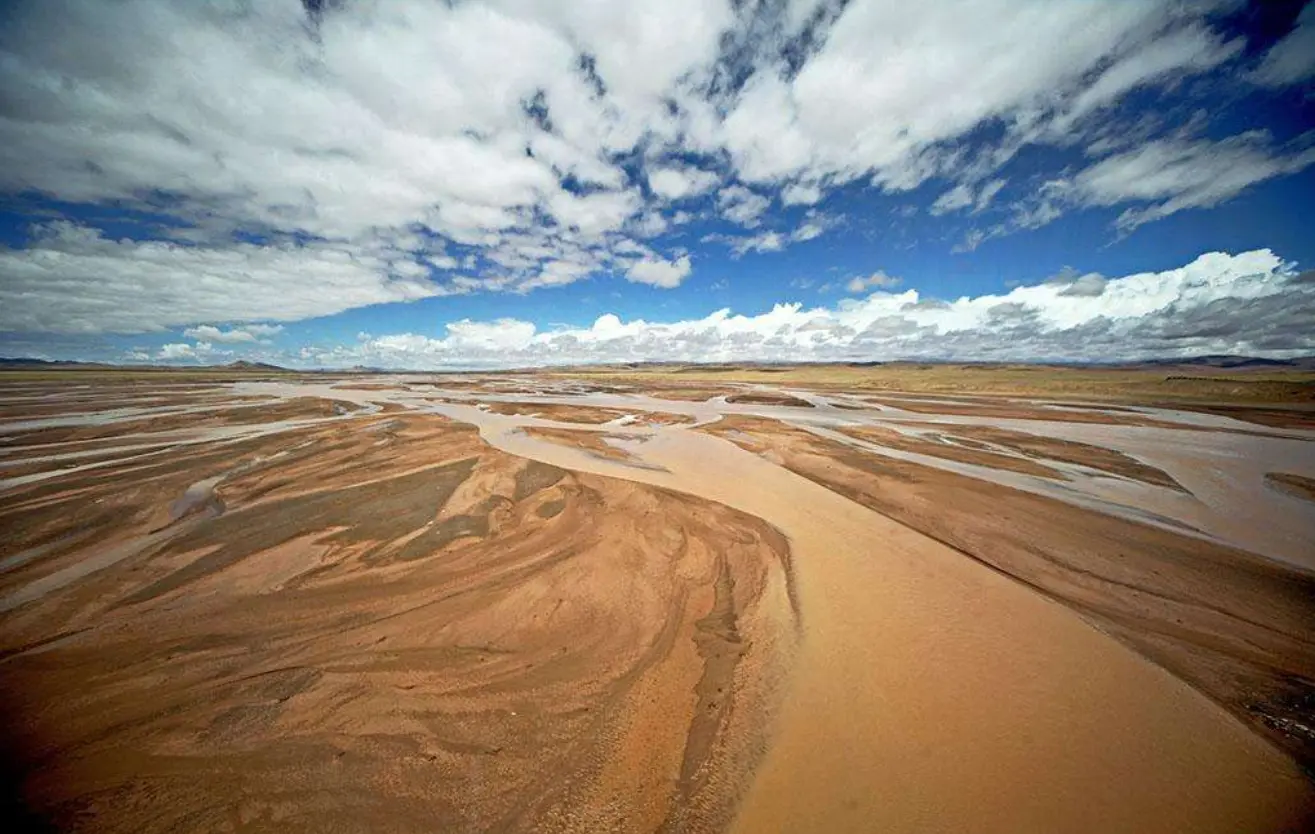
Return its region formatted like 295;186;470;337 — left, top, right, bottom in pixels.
1;0;1311;339
278;250;1313;369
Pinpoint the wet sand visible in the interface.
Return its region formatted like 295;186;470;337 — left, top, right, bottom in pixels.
484;402;692;426
1;410;795;833
1;374;1313;832
1268;471;1315;504
705;415;1315;771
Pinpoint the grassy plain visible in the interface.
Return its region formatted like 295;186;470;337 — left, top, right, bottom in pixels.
549;362;1315;405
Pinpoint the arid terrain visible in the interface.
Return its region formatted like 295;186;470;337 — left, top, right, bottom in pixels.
1;365;1313;832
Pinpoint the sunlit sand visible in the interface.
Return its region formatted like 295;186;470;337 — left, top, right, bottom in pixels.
1;371;1312;832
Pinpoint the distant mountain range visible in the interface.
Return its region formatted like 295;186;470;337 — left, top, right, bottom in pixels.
0;358;292;372
1126;354;1315;370
2;355;1313;373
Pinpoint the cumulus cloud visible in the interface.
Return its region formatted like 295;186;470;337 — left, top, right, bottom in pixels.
0;0;1307;338
156;341;228;362
0;0;732;314
780;182;823;206
790;211;835;242
717;185;772;227
648;166;721;200
625;254;693;289
710;210;838;256
846;271;902;294
1046;267;1108;298
716;0;1239;189
729;232;785;256
158;343;200;361
284;250;1312;369
182;324;284;343
0;221;441;333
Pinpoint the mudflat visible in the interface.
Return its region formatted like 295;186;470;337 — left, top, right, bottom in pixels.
1;369;1312;832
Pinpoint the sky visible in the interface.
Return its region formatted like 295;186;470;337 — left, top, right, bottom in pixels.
0;0;1313;369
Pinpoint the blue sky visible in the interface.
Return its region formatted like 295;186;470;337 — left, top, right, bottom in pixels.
1;0;1313;367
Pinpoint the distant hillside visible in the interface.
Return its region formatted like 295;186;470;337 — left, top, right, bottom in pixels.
3;354;1313;374
1132;355;1315;370
224;360;289;372
0;357;292;373
0;357;111;370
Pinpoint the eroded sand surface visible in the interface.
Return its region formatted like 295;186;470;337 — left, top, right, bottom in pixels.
1;374;1313;832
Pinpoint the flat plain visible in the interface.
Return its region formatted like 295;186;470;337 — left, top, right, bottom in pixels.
1;364;1313;833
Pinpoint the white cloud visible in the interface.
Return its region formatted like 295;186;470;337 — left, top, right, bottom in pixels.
781;182;823;206
932;178;1008;216
625;254;693;288
0;0;731;313
1251;4;1315;87
791;222;825;242
731;231;786;256
711;210;838;256
717;185;772;227
983;131;1315;241
157;343;198;361
930;185;974;216
630;211;670;238
0;0;1307;338
183;324;285;343
0;221;442;333
974;178;1007;211
1046;266;1108;297
292;250;1313;368
717;1;1237;190
648;166;721;200
156;341;227;362
790;209;841;243
547;189;643;237
1048;23;1242;135
1076;132;1315;232
846;271;902;294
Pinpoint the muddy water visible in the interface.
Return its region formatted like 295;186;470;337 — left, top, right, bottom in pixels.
220;380;1313;832
847;407;1315;571
17;378;1308;830
460;409;1314;833
418;384;1315;572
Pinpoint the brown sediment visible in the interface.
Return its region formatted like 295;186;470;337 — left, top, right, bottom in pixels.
522;425;647;464
331;383;410;391
1266;472;1315;504
1041;401;1147;412
723;393;815;408
1;397;355;447
4;377;1313;833
0;393;275;422
901;422;1186;489
864;395;1190;425
484;402;691;425
865;394;1307;436
0;410;795;834
836;424;1066;479
0;444;175;482
461;381;551;395
637;386;737;402
703;414;1315;770
1177;404;1315;430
